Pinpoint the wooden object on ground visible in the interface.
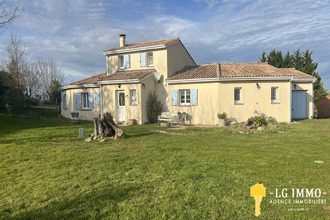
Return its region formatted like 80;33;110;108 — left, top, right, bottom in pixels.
86;113;124;142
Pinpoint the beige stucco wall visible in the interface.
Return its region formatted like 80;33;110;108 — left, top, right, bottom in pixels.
218;80;291;123
61;87;101;121
291;82;314;119
166;42;196;78
102;83;142;125
106;49;168;76
167;82;220;125
167;80;293;125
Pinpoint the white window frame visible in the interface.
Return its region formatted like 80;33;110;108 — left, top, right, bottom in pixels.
147;52;153;66
234;87;243;104
130;89;137;105
81;93;89;109
180;89;191;105
119;55;124;69
271;87;279;103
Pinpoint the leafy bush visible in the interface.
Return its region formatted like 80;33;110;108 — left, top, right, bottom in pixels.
253;115;267;126
146;91;163;123
217;112;228;119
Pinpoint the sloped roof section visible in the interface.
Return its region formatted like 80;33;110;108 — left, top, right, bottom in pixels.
104;38;180;52
168;63;317;80
66;72;107;86
100;69;155;81
280;68;315;79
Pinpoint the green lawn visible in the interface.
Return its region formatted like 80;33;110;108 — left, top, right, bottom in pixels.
0;107;329;219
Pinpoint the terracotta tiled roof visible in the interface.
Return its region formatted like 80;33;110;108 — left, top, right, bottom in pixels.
100;69;155;81
104;37;180;52
67;72;107;86
168;63;316;80
280;68;315;79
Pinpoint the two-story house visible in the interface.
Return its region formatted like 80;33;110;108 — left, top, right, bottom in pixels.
61;34;316;125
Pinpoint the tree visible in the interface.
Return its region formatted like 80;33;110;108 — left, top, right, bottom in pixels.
0;35;27;112
48;79;61;105
146;91;163;123
34;58;64;102
0;0;18;32
259;49;328;100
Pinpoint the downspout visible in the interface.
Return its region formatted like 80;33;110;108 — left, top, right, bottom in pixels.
289;79;292;122
100;84;103;118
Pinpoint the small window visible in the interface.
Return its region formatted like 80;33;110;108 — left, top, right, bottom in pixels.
81;93;89;109
180;89;190;105
271;87;279;103
130;90;137;105
120;56;124;68
234;87;242;104
148;53;153;66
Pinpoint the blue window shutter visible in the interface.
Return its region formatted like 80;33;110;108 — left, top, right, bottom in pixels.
95;92;100;105
124;54;130;68
191;89;198;106
140;53;146;67
89;92;93;110
172;90;178;106
76;93;80;110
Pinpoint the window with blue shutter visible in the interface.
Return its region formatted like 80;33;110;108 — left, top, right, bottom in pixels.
124;54;130;68
76;93;81;110
89;92;93;110
191;89;198;106
140;53;146;67
95;92;100;105
171;90;178;106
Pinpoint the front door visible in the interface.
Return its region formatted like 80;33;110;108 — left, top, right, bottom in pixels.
292;90;307;119
117;91;125;122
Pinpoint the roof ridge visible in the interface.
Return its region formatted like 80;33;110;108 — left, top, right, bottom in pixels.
104;37;180;52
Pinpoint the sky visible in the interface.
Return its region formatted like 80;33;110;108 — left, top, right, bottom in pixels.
1;0;330;91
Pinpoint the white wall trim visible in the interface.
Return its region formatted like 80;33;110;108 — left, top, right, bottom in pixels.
103;45;167;55
100;84;103;119
98;79;141;85
291;78;316;83
289;80;292;122
61;84;100;90
167;76;293;84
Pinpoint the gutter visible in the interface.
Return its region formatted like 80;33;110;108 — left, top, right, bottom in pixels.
61;84;100;90
103;44;167;55
167;76;293;84
291;78;316;83
98;74;154;85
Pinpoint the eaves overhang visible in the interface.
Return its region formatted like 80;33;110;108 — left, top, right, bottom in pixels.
103;44;170;55
166;76;293;84
61;84;100;90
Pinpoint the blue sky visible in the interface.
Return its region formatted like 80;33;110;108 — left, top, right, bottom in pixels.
1;0;330;90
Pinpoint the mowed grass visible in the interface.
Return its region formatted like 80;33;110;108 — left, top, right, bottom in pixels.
0;107;329;219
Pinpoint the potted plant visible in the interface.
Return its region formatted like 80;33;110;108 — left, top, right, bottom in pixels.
217;112;228;127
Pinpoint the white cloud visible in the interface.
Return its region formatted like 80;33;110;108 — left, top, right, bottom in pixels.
1;0;329;90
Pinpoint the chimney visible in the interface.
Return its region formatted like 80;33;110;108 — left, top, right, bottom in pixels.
119;34;126;47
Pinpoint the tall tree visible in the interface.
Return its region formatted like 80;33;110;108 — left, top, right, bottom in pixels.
259;49;328;100
0;35;27;111
34;58;64;102
0;0;18;32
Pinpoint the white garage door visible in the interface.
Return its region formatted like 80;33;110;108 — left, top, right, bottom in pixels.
292;90;307;119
